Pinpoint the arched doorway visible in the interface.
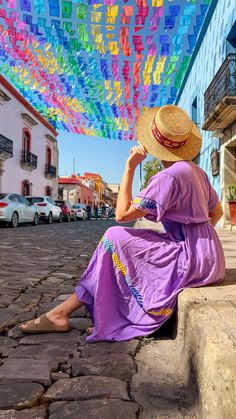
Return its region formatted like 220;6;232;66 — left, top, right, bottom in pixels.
45;186;52;197
22;180;31;197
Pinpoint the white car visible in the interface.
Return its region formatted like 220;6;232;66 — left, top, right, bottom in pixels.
0;193;39;228
26;196;63;224
73;204;88;220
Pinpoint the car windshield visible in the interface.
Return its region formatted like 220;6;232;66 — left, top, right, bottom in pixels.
55;201;64;207
0;194;7;199
27;197;44;203
73;204;81;208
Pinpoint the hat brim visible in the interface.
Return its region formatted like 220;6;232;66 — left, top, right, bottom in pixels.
136;107;202;161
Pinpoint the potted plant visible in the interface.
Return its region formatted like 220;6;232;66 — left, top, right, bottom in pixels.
226;184;236;231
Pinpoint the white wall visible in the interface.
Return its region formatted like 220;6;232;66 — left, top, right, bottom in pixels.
0;83;59;198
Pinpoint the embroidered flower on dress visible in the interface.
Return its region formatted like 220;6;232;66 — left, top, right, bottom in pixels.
133;197;157;211
101;235;172;317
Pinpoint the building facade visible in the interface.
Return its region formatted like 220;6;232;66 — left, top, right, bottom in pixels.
83;173;113;206
108;183;120;208
0;75;58;198
58;175;98;207
176;0;236;225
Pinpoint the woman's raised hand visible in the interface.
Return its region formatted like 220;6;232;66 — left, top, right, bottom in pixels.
126;142;147;170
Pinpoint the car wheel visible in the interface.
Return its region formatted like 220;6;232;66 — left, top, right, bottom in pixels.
10;212;19;228
32;213;39;226
47;212;53;224
58;213;63;223
67;214;71;222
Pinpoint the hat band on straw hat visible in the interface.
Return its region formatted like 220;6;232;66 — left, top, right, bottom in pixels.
151;120;187;150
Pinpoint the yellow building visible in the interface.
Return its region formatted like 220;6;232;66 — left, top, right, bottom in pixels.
84;173;112;206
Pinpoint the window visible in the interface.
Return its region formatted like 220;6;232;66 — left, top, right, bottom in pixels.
9;194;19;203
226;21;236;54
46;146;52;166
46;197;55;205
45;186;52;197
191;97;198;125
18;195;30;205
21;180;31;197
22;128;31;153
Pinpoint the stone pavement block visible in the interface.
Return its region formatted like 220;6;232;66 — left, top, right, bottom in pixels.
0;358;58;386
72;353;135;380
0;381;44;409
67;306;87;318
0;406;46;419
42;277;65;286
36;302;59;317
79;340;140;358
16;309;38;323
49;399;139;419
0;294;16;307
69;317;92;332
0;309;17;332
0;288;19;296
51;272;74;280
9;294;41;311
0;337;17;357
8;343;77;361
19;330;80;345
55;294;74;301
51;372;70;381
8;326;24;340
43;376;130;402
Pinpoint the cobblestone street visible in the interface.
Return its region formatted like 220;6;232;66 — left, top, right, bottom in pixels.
0;220;141;418
0;221;235;418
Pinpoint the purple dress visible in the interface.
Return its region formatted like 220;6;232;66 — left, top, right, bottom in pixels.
75;161;225;342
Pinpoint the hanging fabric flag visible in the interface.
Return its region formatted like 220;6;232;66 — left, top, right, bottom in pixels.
0;0;214;139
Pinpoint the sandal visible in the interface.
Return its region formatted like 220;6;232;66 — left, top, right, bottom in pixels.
19;314;71;334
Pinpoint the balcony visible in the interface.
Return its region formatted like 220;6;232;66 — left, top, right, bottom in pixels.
21;150;38;171
202;54;236;131
45;164;57;178
0;134;13;160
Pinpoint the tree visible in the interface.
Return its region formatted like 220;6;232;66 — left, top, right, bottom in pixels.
143;158;163;188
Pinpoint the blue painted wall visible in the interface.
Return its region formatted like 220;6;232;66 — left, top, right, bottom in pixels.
176;0;236;198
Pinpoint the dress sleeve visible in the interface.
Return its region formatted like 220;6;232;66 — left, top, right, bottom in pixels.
132;172;178;222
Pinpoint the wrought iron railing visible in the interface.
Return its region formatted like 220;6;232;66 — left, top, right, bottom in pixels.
0;134;13;159
45;164;57;177
204;53;236;120
21;150;38;168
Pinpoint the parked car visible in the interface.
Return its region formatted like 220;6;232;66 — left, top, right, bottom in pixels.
0;193;39;228
73;203;88;220
26;196;62;224
55;200;76;222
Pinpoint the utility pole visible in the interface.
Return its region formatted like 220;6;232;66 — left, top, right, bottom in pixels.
139;162;142;191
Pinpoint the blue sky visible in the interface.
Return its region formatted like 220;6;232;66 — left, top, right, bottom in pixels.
58;132;144;197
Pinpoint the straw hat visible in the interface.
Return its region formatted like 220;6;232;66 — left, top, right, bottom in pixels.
136;105;202;161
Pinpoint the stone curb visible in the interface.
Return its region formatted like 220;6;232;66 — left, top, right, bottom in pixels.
134;219;236;418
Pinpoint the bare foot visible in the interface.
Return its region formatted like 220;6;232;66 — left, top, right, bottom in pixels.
86;326;94;335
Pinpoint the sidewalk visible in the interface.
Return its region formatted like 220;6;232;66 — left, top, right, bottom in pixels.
133;219;236;418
